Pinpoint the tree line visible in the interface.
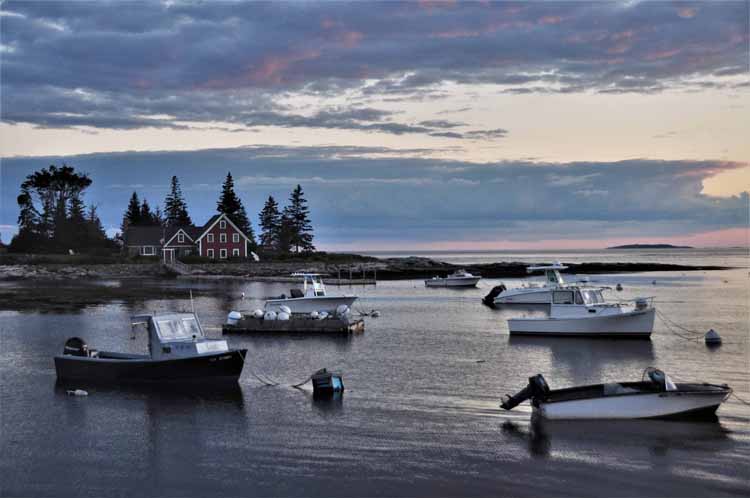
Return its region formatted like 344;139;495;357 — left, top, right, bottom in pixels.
9;164;316;255
10;165;112;254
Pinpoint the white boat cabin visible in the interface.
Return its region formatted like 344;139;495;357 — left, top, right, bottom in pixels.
291;272;327;298
527;262;567;287
549;287;651;318
131;313;228;360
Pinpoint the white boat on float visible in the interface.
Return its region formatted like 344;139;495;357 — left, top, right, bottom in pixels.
483;262;569;306
425;269;481;288
507;287;655;338
264;273;358;314
500;368;732;420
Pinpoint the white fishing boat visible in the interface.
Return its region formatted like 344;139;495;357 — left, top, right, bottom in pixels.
500;369;732;420
507;288;655;338
425;269;481;288
483;262;569;306
264;273;358;314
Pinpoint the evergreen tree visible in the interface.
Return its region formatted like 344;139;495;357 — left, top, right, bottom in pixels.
140;199;156;226
121;192;142;233
153;206;164;227
258;196;282;250
216;172;256;248
282;185;315;253
164;176;192;227
10;164;95;253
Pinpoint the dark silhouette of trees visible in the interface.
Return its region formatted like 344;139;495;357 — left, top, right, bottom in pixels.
258;195;282;250
282;184;315;253
164;176;192;227
10;164;112;253
217;172;256;248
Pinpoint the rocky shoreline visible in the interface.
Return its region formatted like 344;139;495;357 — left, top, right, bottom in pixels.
0;256;731;281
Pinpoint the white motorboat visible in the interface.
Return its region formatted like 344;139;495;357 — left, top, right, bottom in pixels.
500;369;732;420
483;262;569;306
507;287;655;338
425;269;481;288
264;273;358;314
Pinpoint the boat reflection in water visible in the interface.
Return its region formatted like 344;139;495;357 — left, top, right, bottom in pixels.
501;417;731;460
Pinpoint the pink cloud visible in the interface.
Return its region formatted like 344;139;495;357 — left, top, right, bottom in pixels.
337;30;364;49
644;48;682;61
678;7;698;19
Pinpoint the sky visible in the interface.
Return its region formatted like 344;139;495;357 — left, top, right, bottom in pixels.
1;0;748;250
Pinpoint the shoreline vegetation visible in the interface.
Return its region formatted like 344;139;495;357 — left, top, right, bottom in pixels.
0;253;731;282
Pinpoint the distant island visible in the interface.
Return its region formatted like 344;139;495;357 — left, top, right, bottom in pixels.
607;244;693;249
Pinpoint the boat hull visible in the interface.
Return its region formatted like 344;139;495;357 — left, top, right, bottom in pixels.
508;308;655;338
54;349;247;384
425;277;481;288
536;390;730;420
494;288;552;304
264;296;358;313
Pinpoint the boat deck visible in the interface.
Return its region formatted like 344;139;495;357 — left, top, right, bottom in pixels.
545;381;729;403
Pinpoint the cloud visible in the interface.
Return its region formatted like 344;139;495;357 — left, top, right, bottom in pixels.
1;1;747;132
1;146;746;246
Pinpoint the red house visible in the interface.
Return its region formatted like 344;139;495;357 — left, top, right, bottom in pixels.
195;213;253;260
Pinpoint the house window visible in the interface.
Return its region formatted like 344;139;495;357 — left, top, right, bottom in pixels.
232;233;239;243
142;246;155;256
232;248;240;257
207;233;214;243
177;233;184;243
220;233;227;243
220;220;226;229
207;249;214;259
220;248;227;259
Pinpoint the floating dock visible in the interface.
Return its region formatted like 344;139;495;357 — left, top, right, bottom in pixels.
223;314;365;335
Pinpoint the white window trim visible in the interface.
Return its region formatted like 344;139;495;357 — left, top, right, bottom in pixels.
232;233;239;243
219;220;226;229
219;248;228;259
207;248;214;259
207;233;214;243
220;233;227;243
177;233;184;243
232;248;240;257
142;246;155;256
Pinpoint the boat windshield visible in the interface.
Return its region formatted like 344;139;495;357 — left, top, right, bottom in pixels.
156;317;203;341
581;290;605;305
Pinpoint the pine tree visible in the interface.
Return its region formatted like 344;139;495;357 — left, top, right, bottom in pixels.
216;172;256;248
282;185;315;253
258;195;282;250
164;176;192;227
140;199;155;226
121;192;142;233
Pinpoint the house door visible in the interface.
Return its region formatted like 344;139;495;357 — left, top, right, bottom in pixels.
163;248;175;264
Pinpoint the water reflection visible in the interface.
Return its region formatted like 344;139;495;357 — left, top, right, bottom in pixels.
502;416;730;460
508;336;655;385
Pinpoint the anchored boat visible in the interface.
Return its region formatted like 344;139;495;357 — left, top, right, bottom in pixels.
507;287;655;338
425;269;481;288
55;313;246;385
500;369;732;420
264;273;358;314
484;262;569;306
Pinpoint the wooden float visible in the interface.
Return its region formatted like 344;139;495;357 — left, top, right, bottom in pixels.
223;313;365;335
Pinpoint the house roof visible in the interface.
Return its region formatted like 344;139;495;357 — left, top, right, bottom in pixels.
195;213;253;243
125;225;198;246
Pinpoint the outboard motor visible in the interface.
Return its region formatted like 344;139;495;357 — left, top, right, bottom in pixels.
63;337;88;357
482;284;507;307
501;374;550;410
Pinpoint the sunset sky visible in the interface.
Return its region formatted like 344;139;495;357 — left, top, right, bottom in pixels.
1;1;748;249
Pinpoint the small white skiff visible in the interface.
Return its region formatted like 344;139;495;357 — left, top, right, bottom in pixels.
500;369;732;420
425;269;481;288
507;288;655;338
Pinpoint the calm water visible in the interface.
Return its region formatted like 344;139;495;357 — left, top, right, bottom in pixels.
1;264;749;496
